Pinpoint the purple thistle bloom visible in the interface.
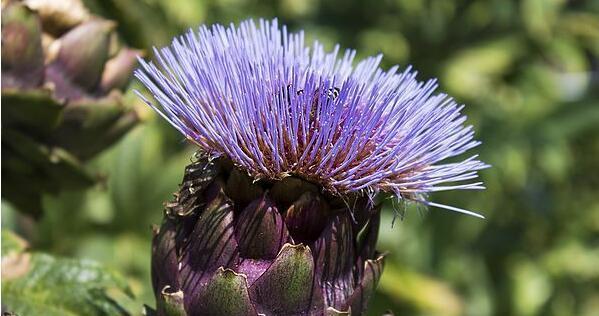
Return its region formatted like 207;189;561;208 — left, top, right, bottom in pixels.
135;19;488;218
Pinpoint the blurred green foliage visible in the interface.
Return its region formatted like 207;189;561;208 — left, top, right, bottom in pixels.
3;0;599;315
1;230;133;315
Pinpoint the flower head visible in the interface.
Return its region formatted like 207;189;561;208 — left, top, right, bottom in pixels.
135;19;488;217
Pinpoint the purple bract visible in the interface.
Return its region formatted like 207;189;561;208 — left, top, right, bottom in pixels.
135;19;489;218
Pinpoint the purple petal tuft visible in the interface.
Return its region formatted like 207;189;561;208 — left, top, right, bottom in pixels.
135;19;489;217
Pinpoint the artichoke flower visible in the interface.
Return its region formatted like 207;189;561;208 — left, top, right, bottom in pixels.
1;0;139;216
137;19;488;315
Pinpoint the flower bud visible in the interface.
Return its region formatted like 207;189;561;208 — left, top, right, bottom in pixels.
99;48;142;92
50;19;114;91
1;0;139;218
151;158;384;315
23;0;90;35
1;1;44;88
285;191;331;244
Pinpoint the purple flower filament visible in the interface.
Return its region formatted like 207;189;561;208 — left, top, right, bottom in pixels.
135;19;489;218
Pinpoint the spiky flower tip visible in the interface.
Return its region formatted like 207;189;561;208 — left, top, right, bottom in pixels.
135;19;488;218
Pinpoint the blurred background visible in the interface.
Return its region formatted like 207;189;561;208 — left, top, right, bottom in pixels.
2;0;599;315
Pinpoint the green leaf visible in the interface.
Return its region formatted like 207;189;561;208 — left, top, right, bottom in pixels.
1;230;132;316
1;88;64;134
442;36;525;100
50;96;139;160
521;0;566;40
2;129;96;216
1;230;27;257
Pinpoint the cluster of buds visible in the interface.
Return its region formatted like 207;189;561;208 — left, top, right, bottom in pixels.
1;0;140;216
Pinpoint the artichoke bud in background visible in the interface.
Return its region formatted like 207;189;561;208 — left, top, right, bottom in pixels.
1;0;141;216
138;20;488;315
